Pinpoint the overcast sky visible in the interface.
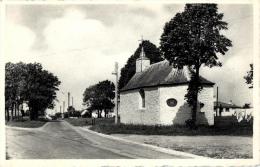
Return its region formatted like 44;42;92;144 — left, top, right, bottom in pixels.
5;4;253;113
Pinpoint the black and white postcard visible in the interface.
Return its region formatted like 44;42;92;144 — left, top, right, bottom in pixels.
0;0;259;167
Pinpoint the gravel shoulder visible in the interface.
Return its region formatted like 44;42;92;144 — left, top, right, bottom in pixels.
112;134;253;159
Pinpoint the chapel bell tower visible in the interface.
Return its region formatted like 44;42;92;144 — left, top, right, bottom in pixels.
136;41;150;73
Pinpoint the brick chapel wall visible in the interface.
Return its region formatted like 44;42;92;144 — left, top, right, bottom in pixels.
159;85;214;125
119;87;160;125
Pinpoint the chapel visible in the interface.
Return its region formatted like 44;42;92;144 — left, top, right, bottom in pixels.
119;45;215;125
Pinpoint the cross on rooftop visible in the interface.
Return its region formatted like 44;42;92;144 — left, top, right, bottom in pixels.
138;35;144;44
138;35;146;59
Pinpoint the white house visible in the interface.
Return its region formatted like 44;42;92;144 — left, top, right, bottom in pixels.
214;101;241;117
214;101;253;122
119;46;215;125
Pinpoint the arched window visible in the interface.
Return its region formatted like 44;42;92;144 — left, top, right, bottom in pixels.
139;89;145;108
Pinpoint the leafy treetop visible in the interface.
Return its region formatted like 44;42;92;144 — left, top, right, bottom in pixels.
160;4;232;70
83;80;115;114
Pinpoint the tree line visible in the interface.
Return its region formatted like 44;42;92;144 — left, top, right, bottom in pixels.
83;80;115;118
5;62;61;121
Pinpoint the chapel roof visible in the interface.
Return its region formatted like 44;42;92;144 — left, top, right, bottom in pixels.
121;60;215;92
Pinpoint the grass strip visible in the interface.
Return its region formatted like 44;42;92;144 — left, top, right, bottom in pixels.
6;118;48;128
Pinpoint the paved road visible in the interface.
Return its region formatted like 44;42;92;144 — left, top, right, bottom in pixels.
6;121;190;159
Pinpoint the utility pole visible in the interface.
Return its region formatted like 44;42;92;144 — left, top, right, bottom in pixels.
63;101;65;118
72;97;74;107
68;92;70;107
216;86;219;117
112;62;119;124
60;105;62;119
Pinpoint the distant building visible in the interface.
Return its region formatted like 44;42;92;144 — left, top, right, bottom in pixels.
119;46;215;125
214;101;253;122
214;101;241;117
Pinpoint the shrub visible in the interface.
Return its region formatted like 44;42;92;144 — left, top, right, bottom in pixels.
185;119;198;130
90;123;252;136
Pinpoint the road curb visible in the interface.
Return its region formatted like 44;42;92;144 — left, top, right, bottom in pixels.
77;125;209;159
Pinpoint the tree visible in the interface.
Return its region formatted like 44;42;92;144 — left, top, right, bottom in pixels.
83;80;115;118
160;4;232;127
5;62;61;121
24;63;61;120
83;84;97;117
119;40;163;89
67;106;76;116
96;80;115;117
55;112;62;119
5;62;27;121
244;63;253;88
243;103;251;109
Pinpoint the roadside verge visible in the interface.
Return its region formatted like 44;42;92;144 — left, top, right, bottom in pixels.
5;121;50;131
